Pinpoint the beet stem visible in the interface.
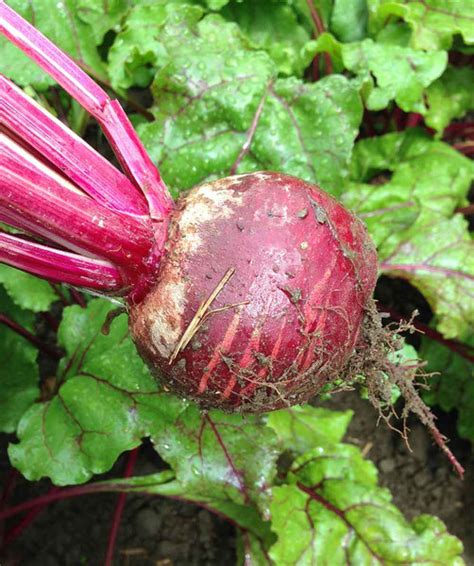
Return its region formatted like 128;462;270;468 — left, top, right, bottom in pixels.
1;487;61;549
443;121;474;139
453;141;474;156
1;132;153;275
455;204;474;216
0;311;62;359
0;1;173;221
69;288;87;308
0;484;111;522
0;469;18;547
0;75;148;217
104;448;140;566
405;113;423;128
306;0;333;75
0;231;125;292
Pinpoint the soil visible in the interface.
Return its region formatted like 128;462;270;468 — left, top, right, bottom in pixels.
1;388;473;566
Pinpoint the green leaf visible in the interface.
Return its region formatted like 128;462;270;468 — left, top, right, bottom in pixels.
204;0;230;9
345;130;473;249
270;444;465;564
107;1;204;90
421;337;474;442
0;0;112;88
236;530;274;566
330;0;368;42
342;179;422;249
74;0;130;44
342;39;446;112
8;299;172;485
349;130;473;193
57;300;131;380
424;66;474;134
0;265;56;313
0;289;39;433
267;405;353;453
150;406;280;515
313;32;446;112
368;0;474;50
380;215;474;339
346;130;474;339
220;0;317;76
375;21;413;46
137;13;362;196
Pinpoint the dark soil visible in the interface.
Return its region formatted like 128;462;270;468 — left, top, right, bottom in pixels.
1;389;473;565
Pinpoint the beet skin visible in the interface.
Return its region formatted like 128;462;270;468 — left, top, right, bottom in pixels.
129;172;377;412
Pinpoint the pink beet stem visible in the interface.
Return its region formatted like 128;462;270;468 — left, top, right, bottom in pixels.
0;1;173;220
405;113;423;128
104;448;140;566
0;310;62;357
1;133;153;273
0;75;148;217
443;121;474;138
0;231;124;291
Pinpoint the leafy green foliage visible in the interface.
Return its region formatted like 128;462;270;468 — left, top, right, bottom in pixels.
349;130;472;203
9;300;166;485
0;265;56;312
310;21;447;112
108;1;204;90
341;39;446;112
330;0;368;42
344;130;474;338
150;405;279;514
379;216;474;339
421;337;474;442
74;0;130;44
0;0;124;88
267;405;353;453
425;66;474;134
136;11;362;195
0;288;38;433
368;0;474;50
270;445;464;564
0;0;472;561
314;34;447;112
220;0;317;76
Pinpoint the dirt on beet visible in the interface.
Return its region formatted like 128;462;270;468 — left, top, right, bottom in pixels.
1;389;473;566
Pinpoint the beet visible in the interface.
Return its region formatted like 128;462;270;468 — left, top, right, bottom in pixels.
130;172;378;412
1;4;464;475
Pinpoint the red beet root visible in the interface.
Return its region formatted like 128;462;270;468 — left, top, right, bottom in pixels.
130;172;378;412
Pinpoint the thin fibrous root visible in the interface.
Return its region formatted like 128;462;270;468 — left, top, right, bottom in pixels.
345;299;465;479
